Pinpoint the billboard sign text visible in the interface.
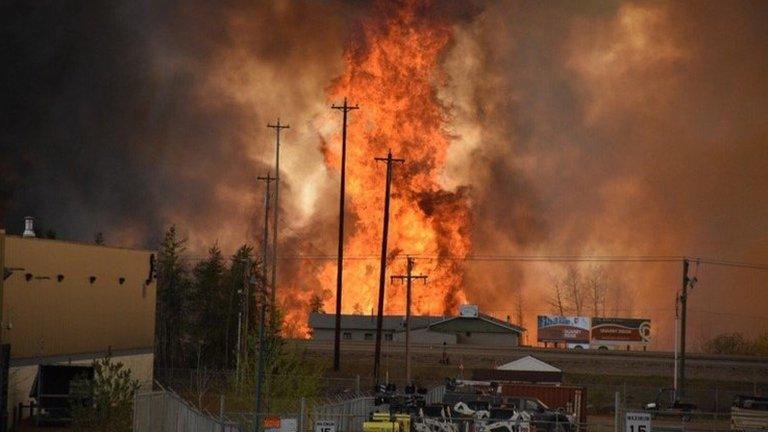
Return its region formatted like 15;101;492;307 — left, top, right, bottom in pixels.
537;316;591;343
591;318;651;345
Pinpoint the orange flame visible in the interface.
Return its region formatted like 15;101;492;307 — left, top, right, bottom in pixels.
313;0;471;321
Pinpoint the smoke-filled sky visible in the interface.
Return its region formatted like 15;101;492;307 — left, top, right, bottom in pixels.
2;0;767;347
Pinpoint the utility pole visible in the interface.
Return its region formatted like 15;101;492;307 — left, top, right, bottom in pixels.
390;256;427;384
242;260;250;375
254;173;275;432
674;258;696;401
0;229;5;345
373;150;404;384
267;119;289;319
257;173;275;294
331;98;359;372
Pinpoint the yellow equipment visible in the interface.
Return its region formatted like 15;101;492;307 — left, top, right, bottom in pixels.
394;413;411;432
364;412;413;432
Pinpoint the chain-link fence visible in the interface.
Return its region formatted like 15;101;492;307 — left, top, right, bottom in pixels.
154;368;448;398
577;381;768;415
133;389;760;432
133;384;240;432
141;368;766;432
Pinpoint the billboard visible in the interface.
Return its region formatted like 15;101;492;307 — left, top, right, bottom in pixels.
537;316;591;343
591;318;651;345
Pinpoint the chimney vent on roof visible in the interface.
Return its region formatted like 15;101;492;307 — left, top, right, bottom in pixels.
23;217;35;238
459;304;479;318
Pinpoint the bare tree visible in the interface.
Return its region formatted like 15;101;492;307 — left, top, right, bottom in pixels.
193;343;214;408
601;273;634;316
515;285;525;327
549;264;637;319
563;265;585;316
585;265;606;317
548;274;567;315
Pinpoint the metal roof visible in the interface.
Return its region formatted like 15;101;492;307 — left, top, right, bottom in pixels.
309;312;524;334
497;355;561;372
427;313;525;334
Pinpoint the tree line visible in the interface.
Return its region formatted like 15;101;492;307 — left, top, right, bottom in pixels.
547;264;635;317
153;225;326;412
154;225;259;371
702;332;768;356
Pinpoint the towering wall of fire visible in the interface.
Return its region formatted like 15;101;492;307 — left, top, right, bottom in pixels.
313;0;472;318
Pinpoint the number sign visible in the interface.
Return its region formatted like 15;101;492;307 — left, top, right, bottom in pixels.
625;412;651;432
315;420;336;432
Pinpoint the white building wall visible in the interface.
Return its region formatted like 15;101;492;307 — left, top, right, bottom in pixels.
455;332;519;346
392;328;457;345
8;351;154;420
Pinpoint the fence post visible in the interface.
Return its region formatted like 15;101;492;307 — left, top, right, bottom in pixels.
622;382;627;410
132;392;137;432
195;402;200;432
355;375;360;394
220;394;226;432
614;391;621;432
299;397;306;432
147;392;152;432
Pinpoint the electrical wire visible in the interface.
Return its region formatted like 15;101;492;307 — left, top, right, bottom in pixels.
180;252;768;272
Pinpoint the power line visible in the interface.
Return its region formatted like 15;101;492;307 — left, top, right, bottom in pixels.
271;254;768;268
695;258;768;271
178;253;768;271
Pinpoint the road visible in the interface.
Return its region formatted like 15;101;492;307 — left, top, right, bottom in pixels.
299;339;768;384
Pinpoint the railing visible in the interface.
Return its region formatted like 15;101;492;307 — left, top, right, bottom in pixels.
133;384;241;432
311;394;375;432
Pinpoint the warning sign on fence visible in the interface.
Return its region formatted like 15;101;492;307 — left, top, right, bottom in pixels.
280;418;298;432
315;420;337;432
264;416;281;432
625;412;651;432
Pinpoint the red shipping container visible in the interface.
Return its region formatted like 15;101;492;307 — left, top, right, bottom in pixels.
501;384;587;424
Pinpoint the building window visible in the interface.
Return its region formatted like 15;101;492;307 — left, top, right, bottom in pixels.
465;332;471;337
364;333;373;341
343;332;351;340
385;333;393;341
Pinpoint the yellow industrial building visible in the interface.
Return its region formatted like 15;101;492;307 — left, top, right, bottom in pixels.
0;222;157;422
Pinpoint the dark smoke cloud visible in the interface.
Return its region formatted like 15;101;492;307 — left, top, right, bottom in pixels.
1;0;364;249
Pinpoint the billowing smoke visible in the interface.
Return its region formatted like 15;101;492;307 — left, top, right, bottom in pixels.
1;0;362;248
2;1;766;347
447;1;768;347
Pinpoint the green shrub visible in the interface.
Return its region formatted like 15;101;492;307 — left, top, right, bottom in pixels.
70;356;140;432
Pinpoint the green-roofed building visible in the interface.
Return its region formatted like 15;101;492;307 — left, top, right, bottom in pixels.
309;304;524;347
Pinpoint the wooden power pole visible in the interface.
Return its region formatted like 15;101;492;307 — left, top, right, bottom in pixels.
390;256;427;384
674;258;696;401
331;98;358;372
254;173;275;432
267;119;289;317
373;150;404;384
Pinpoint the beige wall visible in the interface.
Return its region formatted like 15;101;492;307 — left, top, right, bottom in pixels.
1;234;156;359
9;351;154;420
455;332;519;346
